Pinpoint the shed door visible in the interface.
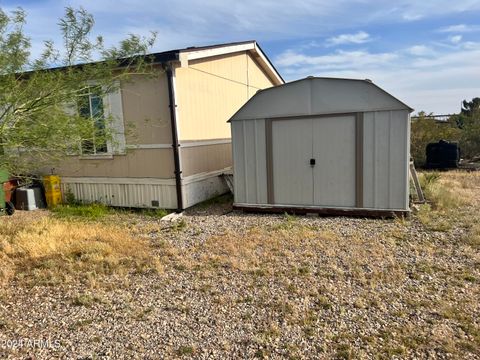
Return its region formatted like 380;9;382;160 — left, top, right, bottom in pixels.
271;115;357;207
272;118;313;205
312;115;356;207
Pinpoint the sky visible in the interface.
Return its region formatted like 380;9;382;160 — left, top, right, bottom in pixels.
1;0;480;114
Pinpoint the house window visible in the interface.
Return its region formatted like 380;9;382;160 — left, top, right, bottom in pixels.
78;87;108;155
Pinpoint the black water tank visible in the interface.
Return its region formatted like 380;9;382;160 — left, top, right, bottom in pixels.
425;140;460;169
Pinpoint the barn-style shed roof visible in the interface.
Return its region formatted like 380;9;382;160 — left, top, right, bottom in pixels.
229;77;413;122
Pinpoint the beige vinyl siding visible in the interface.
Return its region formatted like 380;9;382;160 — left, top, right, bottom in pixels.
122;72;172;144
54;49;279;194
56;148;174;178
54;72;175;179
247;53;275;94
175;51;276;141
181;143;232;177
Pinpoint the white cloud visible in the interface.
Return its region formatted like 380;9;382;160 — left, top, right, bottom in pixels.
11;0;480;58
462;41;480;50
439;24;480;33
402;13;423;21
276;49;396;69
275;43;480;114
365;1;480;25
449;35;463;44
406;45;431;56
326;31;371;46
5;0;480;114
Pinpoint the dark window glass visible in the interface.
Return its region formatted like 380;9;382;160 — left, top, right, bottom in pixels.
78;88;107;155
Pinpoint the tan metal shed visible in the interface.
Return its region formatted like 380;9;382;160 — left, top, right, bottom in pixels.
229;77;414;216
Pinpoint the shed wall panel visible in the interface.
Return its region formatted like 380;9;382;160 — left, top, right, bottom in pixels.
389;110;409;209
374;111;390;209
254;119;268;204
244;121;257;202
232;121;246;203
362;112;375;208
231;119;267;204
362;110;409;210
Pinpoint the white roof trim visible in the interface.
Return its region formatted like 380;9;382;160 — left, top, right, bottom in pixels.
184;42;255;61
252;43;284;85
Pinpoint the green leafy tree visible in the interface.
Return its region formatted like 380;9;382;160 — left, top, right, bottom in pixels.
411;97;480;165
0;7;157;176
410;112;461;166
461;97;480;118
456;98;480;159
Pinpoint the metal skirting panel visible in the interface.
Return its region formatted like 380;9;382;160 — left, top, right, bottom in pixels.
61;179;177;209
182;173;230;208
60;169;232;209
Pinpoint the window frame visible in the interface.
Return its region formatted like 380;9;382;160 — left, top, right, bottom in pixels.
77;87;111;157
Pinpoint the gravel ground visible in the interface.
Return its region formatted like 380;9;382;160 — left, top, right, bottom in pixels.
1;192;479;359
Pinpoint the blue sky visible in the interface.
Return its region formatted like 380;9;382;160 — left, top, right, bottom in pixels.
1;0;480;114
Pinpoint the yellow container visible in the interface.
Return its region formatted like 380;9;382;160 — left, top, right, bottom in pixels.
43;175;62;207
43;175;61;193
45;192;62;207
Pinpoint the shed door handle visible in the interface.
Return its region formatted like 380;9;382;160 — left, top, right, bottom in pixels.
310;158;316;166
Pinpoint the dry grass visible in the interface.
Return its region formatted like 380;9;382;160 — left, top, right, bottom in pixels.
0;216;161;286
465;223;480;249
419;171;469;210
1;171;479;358
416;171;480;231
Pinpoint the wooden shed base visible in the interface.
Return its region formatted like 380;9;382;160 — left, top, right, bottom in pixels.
233;204;410;219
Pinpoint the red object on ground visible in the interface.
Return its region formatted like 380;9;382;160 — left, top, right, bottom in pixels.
3;179;18;203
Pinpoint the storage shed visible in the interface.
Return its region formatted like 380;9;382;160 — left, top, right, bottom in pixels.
229;77;414;216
